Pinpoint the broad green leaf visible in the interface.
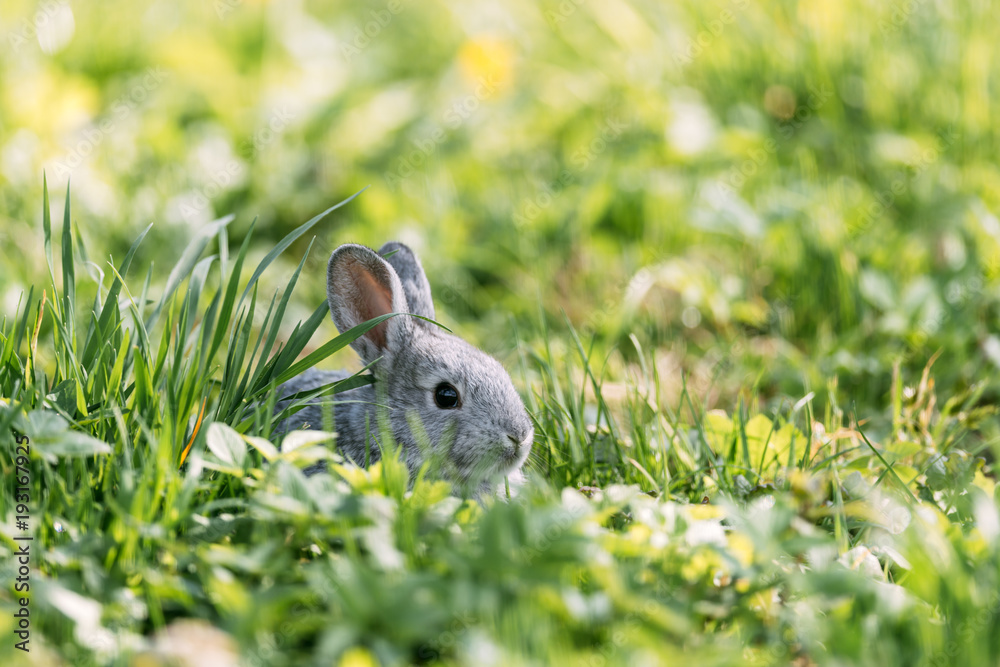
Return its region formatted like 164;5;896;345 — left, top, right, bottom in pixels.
22;410;112;458
206;422;248;468
744;414;802;475
703;410;733;453
45;379;76;415
887;440;923;460
242;433;279;461
280;429;337;454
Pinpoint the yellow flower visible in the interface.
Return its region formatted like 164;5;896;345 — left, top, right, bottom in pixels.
339;646;380;667
458;36;513;92
727;532;755;568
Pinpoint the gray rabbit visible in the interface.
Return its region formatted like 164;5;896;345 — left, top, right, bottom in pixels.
273;242;533;491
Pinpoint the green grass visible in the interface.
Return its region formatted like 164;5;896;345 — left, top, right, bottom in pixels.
1;185;999;666
5;0;1000;663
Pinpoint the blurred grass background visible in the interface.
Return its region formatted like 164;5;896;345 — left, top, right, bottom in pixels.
3;0;999;424
4;2;1000;665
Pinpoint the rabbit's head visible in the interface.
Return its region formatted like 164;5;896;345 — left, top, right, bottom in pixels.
326;242;534;486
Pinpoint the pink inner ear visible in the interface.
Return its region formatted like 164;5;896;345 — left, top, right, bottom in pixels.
348;259;393;349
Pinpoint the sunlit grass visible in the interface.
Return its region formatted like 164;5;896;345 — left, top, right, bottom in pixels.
1;187;999;666
2;2;1000;662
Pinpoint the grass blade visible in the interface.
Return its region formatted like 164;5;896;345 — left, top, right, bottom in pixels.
238;187;366;305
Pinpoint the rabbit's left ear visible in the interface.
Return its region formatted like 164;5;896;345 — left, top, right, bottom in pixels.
379;242;435;323
327;244;412;363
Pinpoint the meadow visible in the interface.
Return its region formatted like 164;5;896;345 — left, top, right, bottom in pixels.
2;0;1000;665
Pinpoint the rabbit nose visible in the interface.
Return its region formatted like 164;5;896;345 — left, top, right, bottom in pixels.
508;431;532;451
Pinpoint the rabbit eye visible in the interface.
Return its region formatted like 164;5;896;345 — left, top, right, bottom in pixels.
434;383;461;409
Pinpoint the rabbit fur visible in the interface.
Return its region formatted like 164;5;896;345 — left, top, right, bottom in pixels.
273;241;534;491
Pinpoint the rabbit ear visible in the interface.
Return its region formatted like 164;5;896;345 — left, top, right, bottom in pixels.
378;242;435;322
327;244;412;363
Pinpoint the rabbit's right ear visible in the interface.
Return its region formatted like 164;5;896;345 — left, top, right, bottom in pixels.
378;242;435;322
327;244;412;364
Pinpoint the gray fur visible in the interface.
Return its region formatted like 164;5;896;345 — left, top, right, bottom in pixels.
379;242;435;323
273;242;533;489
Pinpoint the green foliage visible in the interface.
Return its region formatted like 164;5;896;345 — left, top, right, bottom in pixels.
0;189;998;666
3;0;1000;664
4;0;1000;415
